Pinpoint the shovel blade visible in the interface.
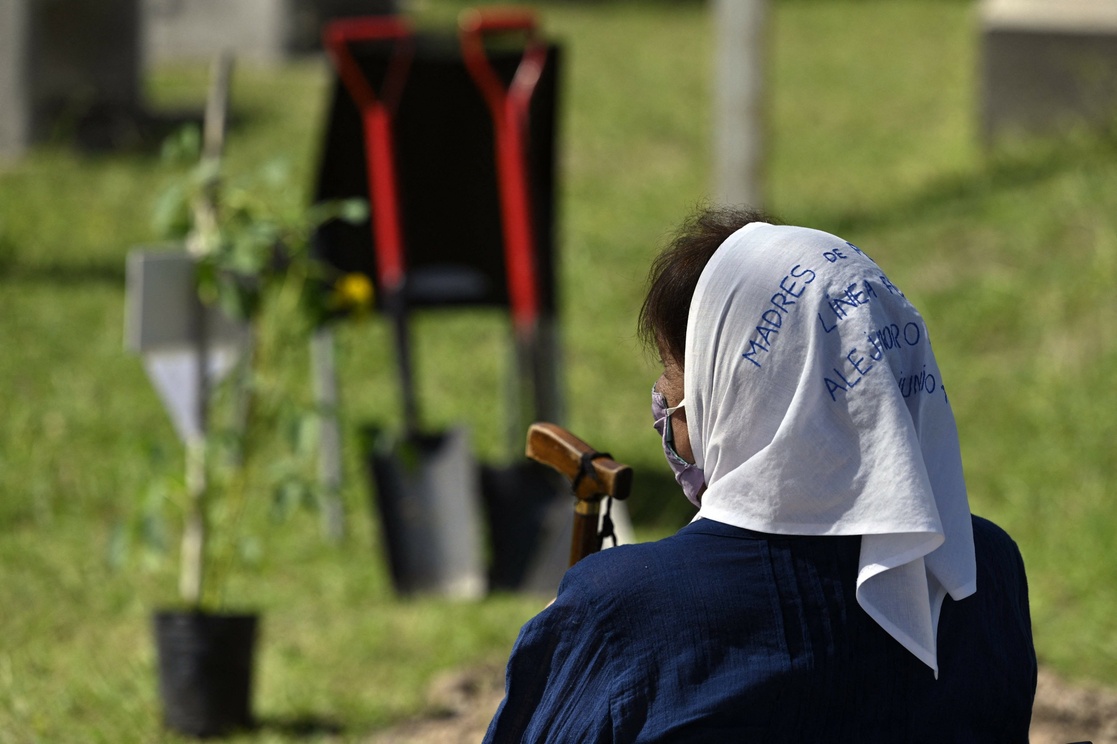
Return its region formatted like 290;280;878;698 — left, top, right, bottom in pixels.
482;461;571;595
366;426;486;598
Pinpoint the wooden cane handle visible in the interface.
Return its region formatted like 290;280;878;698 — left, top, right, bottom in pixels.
525;422;632;503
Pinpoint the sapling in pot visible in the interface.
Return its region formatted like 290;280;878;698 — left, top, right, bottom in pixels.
131;65;368;736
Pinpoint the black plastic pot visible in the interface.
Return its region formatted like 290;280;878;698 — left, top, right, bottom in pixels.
154;611;258;738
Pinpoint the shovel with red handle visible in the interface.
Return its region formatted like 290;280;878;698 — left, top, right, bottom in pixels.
323;18;487;598
322;16;420;434
459;8;555;438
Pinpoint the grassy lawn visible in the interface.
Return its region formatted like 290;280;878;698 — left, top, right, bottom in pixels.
2;0;1116;740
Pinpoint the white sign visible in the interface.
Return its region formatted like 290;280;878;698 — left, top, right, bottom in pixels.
125;247;248;441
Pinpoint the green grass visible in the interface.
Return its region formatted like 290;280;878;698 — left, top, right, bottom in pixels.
2;0;1117;740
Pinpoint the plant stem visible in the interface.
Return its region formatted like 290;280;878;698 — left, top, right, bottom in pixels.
213;328;258;611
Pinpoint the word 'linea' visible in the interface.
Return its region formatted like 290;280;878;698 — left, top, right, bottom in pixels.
735;243;949;405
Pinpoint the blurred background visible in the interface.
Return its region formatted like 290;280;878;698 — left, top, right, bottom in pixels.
2;0;1116;740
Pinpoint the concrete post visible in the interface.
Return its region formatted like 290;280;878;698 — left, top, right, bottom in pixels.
712;0;768;209
0;1;32;160
980;0;1117;144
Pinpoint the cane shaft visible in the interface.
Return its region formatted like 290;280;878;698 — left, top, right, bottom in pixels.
570;500;603;566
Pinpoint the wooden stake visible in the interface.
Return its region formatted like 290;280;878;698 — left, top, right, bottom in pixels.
178;51;233;607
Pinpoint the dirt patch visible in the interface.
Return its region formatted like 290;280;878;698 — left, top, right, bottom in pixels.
367;664;1117;743
1031;667;1117;744
365;663;504;744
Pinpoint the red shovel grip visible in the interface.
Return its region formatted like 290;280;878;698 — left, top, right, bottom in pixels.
458;8;548;330
459;7;538;35
322;16;414;293
323;16;413;112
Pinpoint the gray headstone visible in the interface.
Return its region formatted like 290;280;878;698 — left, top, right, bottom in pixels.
981;0;1117;143
142;0;397;65
0;0;141;159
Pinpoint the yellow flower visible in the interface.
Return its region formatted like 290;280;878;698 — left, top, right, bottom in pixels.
331;272;375;313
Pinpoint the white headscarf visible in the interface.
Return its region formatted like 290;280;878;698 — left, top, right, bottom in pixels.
687;222;976;675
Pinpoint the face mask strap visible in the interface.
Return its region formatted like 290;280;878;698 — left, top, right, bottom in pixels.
661;399;686;460
652;385;706;507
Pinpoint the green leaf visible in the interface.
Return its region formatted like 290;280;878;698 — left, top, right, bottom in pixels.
141;513;168;553
296;412;319;456
227;236;269;275
195;260;220;305
338;198;370;224
160;124;201;164
106;522;130;570
271;478;308;522
237;536;263;565
215;279;257;320
151;184;192;239
260;157;292;187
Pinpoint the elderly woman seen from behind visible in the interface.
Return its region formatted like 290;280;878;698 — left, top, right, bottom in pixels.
484;206;1037;742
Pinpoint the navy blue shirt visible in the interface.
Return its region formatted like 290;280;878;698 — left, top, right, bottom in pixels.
485;515;1036;743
